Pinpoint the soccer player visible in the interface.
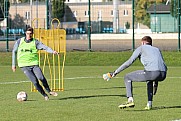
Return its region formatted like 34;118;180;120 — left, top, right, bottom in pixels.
12;27;59;101
103;36;167;110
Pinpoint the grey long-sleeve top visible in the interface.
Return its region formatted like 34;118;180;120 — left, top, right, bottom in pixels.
12;37;55;67
115;44;167;74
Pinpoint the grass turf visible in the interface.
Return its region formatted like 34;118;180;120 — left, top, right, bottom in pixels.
2;51;181;66
0;65;181;121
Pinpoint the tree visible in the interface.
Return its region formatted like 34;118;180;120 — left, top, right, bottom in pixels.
170;0;181;18
125;21;130;29
0;4;3;21
10;14;26;29
0;0;10;21
135;0;166;28
52;0;65;21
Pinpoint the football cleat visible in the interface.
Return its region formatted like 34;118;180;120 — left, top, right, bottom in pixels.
144;105;152;110
118;102;135;109
44;96;49;101
49;91;58;96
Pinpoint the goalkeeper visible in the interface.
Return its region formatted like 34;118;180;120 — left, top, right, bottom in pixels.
103;36;167;110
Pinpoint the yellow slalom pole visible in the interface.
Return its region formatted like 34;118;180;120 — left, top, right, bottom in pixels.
62;29;66;91
47;52;53;90
42;30;47;74
51;18;61;91
58;33;61;91
52;29;56;91
61;53;65;91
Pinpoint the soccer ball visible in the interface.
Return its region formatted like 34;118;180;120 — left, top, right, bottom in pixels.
17;91;28;102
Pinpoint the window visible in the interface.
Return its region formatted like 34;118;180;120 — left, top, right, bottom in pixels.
85;11;89;17
123;9;128;16
111;10;113;16
111;10;119;16
25;11;30;19
98;10;102;21
73;11;77;17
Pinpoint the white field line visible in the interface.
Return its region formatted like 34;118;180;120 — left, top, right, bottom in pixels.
0;81;29;84
171;119;181;121
0;76;181;85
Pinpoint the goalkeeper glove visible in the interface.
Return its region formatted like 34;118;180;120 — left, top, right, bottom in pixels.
103;72;117;81
153;81;158;95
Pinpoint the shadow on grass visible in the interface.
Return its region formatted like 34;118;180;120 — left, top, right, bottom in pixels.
153;106;181;110
24;99;37;102
57;94;126;100
64;85;144;92
64;86;125;91
123;106;181;111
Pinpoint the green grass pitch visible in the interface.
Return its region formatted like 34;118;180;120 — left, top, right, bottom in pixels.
0;51;181;121
0;65;181;121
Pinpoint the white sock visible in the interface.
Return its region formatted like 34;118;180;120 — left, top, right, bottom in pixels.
147;101;152;107
128;97;133;102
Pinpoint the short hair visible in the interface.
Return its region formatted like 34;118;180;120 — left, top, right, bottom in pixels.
25;27;34;33
141;36;152;45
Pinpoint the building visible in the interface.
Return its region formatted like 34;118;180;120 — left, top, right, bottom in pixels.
64;1;133;33
7;1;134;32
147;3;178;33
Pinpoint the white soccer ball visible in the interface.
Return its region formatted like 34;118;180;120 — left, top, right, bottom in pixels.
17;91;28;102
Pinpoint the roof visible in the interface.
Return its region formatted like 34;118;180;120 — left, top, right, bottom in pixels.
147;4;170;13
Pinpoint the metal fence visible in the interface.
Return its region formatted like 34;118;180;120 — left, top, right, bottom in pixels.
0;0;180;52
